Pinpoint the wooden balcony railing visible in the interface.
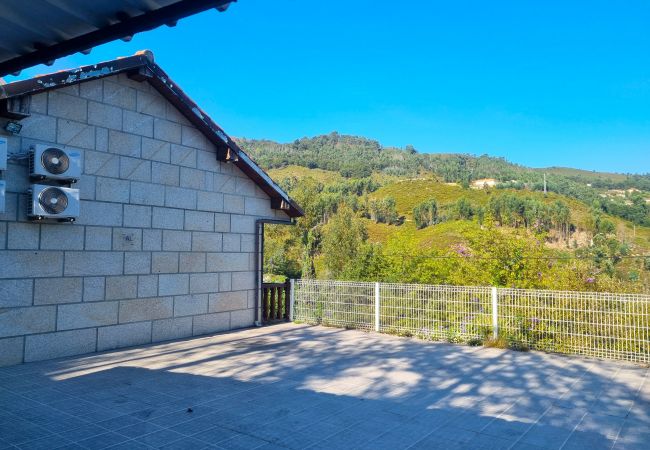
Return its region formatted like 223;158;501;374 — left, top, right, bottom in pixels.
261;280;291;323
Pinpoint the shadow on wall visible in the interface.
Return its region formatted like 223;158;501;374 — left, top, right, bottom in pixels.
0;325;648;448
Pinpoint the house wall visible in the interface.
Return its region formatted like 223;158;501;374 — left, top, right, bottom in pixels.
0;73;288;366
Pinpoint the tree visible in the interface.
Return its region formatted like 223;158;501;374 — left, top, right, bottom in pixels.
321;205;368;279
413;199;438;229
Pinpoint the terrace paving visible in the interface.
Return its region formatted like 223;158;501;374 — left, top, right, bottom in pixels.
0;323;648;449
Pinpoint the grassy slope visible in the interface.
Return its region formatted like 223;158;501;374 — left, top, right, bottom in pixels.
268;166;650;254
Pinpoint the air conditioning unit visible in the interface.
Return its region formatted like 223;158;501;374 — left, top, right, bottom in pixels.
0;180;5;213
30;145;81;182
29;184;80;221
0;137;7;171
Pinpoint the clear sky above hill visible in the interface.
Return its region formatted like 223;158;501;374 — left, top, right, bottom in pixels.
8;0;650;173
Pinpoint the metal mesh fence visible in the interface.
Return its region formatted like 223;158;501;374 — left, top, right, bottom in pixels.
292;279;650;363
498;288;650;363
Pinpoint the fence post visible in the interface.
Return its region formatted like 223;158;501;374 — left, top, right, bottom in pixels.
375;282;380;332
491;287;498;339
289;279;295;321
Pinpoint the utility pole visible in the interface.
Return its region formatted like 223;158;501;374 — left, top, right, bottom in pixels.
543;173;547;195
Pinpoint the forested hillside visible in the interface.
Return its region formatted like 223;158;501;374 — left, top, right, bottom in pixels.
236;133;650;292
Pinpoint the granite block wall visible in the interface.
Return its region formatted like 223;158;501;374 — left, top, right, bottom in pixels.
0;73;288;366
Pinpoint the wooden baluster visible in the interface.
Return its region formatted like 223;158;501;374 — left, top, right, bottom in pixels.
276;286;283;320
284;280;291;320
270;286;276;321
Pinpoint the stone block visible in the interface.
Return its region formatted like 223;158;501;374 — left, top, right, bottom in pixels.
184;210;214;231
153;118;181;143
152;317;193;342
197;191;223;212
152;252;179;274
223;194;245;214
0;192;17;221
1;251;63;278
118;297;173;323
30;92;48;113
80;79;103;101
206;252;248;272
77;174;96;200
0;279;33;307
214;173;236;194
83;277;105;302
85;226;113;250
192;312;229;336
123;110;154;137
123;205;152;228
151;162;179;186
208;290;247;313
34;277;82;305
143;229;162;251
0;337;24;366
245;197;273;216
7;222;40;249
119;157;151;182
230;308;255;329
48;91;87;122
88;101;122;130
152;207;184;230
96;177;130;203
112;228;142;251
104;80;136;110
231;215;256;233
196;150;219;172
241;234;255;252
57;119;95;149
222;234;240;252
218;272;232;292
105;275;138;300
77;201;123;226
125;252;151;275
235;178;257;197
0;306;56;338
192;232;222;252
138;275;158;298
97;322;151;351
64;251;123;276
130;181;165;206
170;144;196;168
84;151;120;177
108;130;141;157
231;271;255;290
162;230;192;251
214;213;230;232
180;167;205;190
189;273;219;294
142;138;170;163
137;91;166;118
57;301;118;330
181;125;206;149
20;113;56;142
173;294;208;317
40;224;84;250
158;274;189;296
179;252;206;273
165;186;197;209
96;127;108;151
25;329;96;362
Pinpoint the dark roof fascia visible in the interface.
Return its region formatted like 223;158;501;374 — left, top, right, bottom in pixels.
0;52;304;218
0;0;235;77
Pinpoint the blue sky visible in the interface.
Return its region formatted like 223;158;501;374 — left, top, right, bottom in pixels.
8;0;650;173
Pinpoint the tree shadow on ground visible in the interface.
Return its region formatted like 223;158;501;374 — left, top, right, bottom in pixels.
0;324;648;449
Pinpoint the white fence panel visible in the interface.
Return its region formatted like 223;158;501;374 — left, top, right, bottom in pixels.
292;279;650;364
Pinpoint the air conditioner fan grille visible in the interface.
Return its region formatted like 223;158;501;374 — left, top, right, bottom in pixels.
41;148;69;175
38;187;68;214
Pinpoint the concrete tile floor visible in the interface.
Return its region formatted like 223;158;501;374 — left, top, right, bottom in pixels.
0;323;648;450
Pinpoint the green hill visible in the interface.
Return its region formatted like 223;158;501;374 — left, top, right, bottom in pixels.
243;133;650;292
